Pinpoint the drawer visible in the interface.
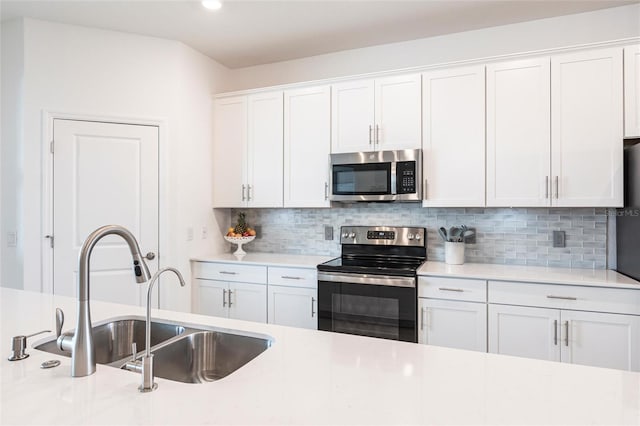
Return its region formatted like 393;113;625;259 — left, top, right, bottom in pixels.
192;261;267;284
268;267;317;289
488;280;640;315
418;276;487;302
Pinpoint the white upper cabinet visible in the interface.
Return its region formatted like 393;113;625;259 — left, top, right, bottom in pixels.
624;44;640;138
422;65;485;207
284;86;331;208
551;48;623;207
486;58;551;207
213;96;247;207
213;92;283;208
331;74;421;153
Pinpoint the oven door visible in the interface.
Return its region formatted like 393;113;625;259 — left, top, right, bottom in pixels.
317;272;417;343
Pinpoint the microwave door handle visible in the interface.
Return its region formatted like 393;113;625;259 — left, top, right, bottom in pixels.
390;162;397;195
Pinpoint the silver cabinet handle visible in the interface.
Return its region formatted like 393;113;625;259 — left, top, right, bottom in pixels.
223;289;227;307
228;289;233;307
564;321;569;347
324;182;329;201
375;124;380;145
553;319;558;345
247;185;252;201
554;176;559;199
241;184;246;202
545;176;549;199
546;295;577;301
282;275;302;280
311;297;316;318
438;287;464;292
219;271;237;275
368;125;373;145
145;252;156;261
420;307;426;331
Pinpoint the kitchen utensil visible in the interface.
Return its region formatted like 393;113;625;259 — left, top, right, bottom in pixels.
449;227;462;242
438;227;448;242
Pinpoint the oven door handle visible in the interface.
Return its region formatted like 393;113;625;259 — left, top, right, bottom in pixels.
317;272;416;288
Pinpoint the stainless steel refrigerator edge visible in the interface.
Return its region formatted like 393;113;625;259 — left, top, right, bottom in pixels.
616;142;640;281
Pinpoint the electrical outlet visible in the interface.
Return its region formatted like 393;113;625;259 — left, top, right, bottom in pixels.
7;231;17;247
463;227;476;244
553;230;566;248
324;226;333;241
201;226;208;239
186;227;194;241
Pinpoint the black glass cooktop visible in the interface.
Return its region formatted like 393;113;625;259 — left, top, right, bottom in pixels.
317;255;424;277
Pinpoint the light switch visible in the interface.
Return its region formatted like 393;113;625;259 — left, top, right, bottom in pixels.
7;232;17;247
186;227;194;241
553;230;565;248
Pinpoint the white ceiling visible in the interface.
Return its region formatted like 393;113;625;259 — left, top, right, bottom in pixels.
1;0;636;69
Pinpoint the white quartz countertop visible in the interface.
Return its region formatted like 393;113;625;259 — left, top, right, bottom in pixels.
191;252;334;268
2;287;640;425
418;260;640;289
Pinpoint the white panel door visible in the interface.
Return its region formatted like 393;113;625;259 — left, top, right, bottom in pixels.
488;304;560;362
331;79;375;153
560;310;640;371
247;91;283;207
374;74;422;151
419;298;487;352
53;119;158;306
284;86;331;208
268;285;317;330
624;45;640;138
551;48;623;207
212;96;247;207
486;57;551;207
422;66;485;207
229;281;267;323
196;279;228;318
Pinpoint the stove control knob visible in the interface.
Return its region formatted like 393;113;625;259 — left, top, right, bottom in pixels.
415;234;421;241
341;232;349;238
407;233;414;240
348;232;356;239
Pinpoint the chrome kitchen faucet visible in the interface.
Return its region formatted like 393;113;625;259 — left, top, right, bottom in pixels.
57;225;151;377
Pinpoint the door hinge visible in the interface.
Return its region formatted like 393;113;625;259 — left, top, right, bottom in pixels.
50;141;54;154
45;235;54;248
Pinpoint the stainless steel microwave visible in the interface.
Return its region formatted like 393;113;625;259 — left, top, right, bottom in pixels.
329;149;422;202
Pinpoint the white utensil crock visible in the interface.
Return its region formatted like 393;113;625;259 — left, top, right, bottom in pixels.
445;241;465;265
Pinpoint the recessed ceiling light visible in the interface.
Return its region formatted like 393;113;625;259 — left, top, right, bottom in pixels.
202;0;222;10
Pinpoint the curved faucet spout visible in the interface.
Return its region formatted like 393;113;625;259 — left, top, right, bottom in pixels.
72;224;152;377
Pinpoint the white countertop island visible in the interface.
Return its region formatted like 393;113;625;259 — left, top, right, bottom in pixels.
2;287;640;425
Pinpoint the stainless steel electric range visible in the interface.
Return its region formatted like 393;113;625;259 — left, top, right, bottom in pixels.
317;226;426;343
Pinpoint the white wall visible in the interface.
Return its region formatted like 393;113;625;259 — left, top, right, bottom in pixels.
225;3;640;91
0;19;24;289
1;18;231;311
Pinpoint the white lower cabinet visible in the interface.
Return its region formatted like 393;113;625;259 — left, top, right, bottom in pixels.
268;286;317;329
417;276;487;352
419;298;487;352
488;280;640;371
197;279;267;323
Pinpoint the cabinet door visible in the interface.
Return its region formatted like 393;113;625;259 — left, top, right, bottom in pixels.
247;91;284;207
422;66;485;207
624;45;640;138
212;96;247;207
268;285;317;329
284;86;331;208
551;48;623;207
196;279;229;318
486;58;551;207
418;298;487;352
488;304;560;362
374;74;422;151
331;79;375;153
229;281;267;323
560;310;640;371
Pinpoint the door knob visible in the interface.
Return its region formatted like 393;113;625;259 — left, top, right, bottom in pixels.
145;252;156;261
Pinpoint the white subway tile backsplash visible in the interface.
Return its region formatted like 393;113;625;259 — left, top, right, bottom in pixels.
228;204;608;269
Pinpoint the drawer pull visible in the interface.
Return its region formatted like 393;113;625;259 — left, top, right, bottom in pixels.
281;276;302;280
438;287;464;292
219;271;237;275
546;295;577;301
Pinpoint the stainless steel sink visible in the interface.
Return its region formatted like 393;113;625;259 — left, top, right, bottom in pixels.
151;331;271;383
34;316;273;382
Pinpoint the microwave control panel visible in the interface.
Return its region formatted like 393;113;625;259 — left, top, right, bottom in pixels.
396;161;416;194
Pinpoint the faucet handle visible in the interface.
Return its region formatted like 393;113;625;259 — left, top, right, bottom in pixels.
55;308;64;338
